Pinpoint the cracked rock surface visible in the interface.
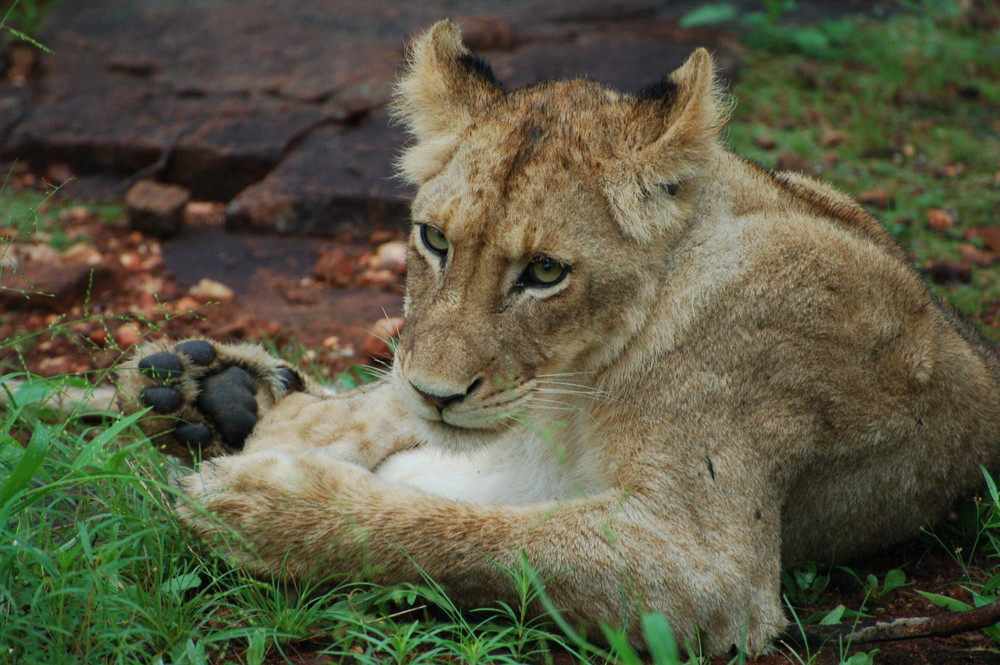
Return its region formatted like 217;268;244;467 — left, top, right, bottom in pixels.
0;0;743;235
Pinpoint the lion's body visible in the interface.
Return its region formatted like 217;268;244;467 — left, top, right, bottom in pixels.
117;22;1000;655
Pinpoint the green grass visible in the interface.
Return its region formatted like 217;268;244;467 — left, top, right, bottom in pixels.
723;3;1000;340
2;4;1000;664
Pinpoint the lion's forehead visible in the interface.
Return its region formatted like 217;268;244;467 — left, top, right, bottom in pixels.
414;156;612;262
407;81;632;259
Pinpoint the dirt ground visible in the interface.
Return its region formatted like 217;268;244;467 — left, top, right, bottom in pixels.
0;164;406;383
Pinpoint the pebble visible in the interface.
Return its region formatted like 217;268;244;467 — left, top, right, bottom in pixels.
60;242;103;265
858;187;890;209
371;240;407;273
189;278;235;301
927;209;955;231
119;251;144;271
114;323;142;348
126;180;191;238
313;249;355;286
362;316;404;362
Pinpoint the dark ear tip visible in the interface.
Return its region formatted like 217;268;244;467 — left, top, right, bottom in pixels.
456;53;505;89
636;77;679;104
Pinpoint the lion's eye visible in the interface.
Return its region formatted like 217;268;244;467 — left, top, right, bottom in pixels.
420;224;449;257
520;259;569;288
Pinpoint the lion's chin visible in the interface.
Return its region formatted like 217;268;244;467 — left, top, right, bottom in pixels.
415;415;514;453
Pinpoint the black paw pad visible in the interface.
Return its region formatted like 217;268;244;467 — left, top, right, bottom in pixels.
197;367;259;449
142;386;183;413
174;422;211;448
174;340;217;366
138;352;184;381
277;368;304;392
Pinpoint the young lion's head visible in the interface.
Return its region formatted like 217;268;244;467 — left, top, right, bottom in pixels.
390;20;727;442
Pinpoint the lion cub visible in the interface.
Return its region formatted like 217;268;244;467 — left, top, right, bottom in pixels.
118;21;1000;655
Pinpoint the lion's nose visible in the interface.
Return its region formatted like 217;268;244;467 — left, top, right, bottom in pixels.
410;378;482;411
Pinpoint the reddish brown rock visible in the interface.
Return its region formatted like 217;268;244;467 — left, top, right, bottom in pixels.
925;259;972;285
958;243;996;267
362;316;405;362
126;180;191;238
858;187;890;209
967;226;1000;253
0;258;112;310
226;118;412;236
313;249;356;287
927;208;955;231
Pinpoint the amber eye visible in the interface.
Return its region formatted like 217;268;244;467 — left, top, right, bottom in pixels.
420;224;449;257
521;258;569;288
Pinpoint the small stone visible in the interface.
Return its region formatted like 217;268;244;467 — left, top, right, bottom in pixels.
173;296;202;312
44;162;75;185
958;244;996;267
925;259;971;285
125;180;191;238
141;254;165;271
119;251;143;271
114;323;142;348
184;201;226;224
189;278;235;301
362;316;404;362
60;242;102;265
858;187;890;209
313;249;355;287
356;268;398;290
26;244;59;263
369;230;396;245
927;208;955;231
754;135;777;150
820;129;845;148
967;226;1000;254
370;240;407;273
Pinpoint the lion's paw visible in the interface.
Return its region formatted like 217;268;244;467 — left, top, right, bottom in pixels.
117;338;312;460
174;451;365;577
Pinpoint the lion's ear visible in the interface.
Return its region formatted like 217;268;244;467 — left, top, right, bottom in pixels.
392;20;506;184
605;48;729;241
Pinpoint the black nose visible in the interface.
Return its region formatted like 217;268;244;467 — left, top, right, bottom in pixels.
411;378;482;411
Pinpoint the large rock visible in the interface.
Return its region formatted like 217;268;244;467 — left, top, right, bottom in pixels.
226;116;411;236
0;0;746;236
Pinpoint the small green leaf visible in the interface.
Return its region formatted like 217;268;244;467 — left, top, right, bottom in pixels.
642;612;681;665
601;623;644;665
820;604;846;625
0;423;52;508
916;590;972;612
161;572;202;596
679;4;738;28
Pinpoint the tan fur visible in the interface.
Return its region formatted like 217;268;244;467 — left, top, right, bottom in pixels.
119;22;1000;655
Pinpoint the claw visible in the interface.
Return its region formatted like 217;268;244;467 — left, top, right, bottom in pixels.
277;368;304;392
138;352;184;381
174;340;217;366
